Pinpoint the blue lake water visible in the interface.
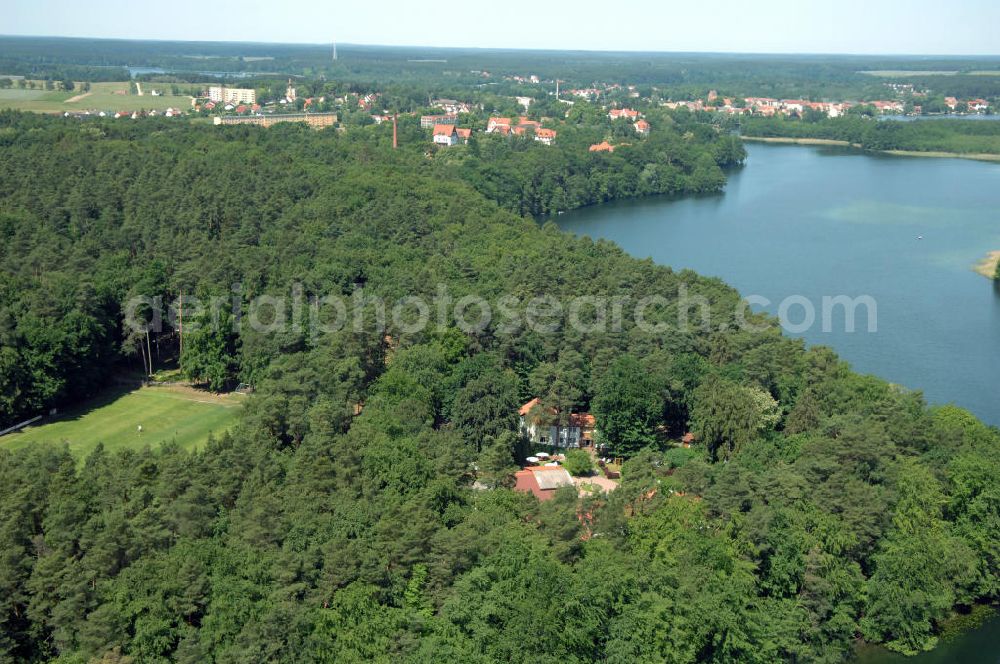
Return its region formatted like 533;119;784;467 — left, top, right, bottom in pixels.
558;144;1000;426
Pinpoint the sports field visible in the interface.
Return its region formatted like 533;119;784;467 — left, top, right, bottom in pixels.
0;81;195;113
0;384;243;458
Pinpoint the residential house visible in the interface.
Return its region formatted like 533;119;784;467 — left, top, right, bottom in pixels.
519;398;596;448
634;119;650;136
782;99;808;114
421;113;457;129
432;124;460;146
431;99;474;115
871;100;905;113
663;100;705;111
589;141;615;153
534;128;557;144
744;97;780;109
969;99;990;112
945;97;959;110
486;117;512;133
514;466;575;501
609;108;641;121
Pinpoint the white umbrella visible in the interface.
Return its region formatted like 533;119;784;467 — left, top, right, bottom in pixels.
536;452;550;458
526;456;539;464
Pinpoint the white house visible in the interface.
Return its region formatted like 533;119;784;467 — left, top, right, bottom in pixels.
609;108;640;121
518;398;596;448
433;124;460;146
534;128;557;145
486;117;512;133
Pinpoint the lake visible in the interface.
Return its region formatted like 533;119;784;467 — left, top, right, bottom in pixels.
557;143;1000;427
854;611;1000;663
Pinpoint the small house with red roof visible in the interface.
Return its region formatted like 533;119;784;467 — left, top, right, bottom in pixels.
634;119;650;136
534;127;557;145
514;466;575;501
486;117;512;133
609;108;641;121
433;123;460;146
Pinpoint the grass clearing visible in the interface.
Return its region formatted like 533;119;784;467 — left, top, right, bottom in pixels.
0;384;243;458
0;81;195;113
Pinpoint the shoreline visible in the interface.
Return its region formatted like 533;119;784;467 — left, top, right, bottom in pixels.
742;136;856;147
741;135;1000;162
974;251;1000;279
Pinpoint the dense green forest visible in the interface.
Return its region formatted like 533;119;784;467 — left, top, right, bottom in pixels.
0;108;741;422
2;112;1000;663
741;115;1000;155
5;36;1000;100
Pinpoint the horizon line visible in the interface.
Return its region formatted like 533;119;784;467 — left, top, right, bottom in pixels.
2;33;1000;59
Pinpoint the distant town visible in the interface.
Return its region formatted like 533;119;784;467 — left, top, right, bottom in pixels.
29;70;992;150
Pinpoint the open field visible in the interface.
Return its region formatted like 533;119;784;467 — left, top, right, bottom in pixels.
0;87;75;111
0;384;243;458
859;70;959;76
0;81;195;113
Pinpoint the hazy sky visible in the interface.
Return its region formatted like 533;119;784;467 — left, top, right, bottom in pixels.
7;0;1000;55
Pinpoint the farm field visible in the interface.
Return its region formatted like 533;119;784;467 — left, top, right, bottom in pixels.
0;384;243;458
0;81;195;113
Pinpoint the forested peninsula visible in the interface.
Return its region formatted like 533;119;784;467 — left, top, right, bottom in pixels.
741;115;1000;159
1;112;999;663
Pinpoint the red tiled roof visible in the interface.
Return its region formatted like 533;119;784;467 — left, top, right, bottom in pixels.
515;470;548;500
433;124;456;136
514;467;574;501
589;141;615;152
519;398;540;416
535;128;557;138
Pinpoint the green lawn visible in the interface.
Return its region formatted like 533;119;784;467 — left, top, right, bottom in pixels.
0;385;243;458
0;87;74;112
0;81;195;113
